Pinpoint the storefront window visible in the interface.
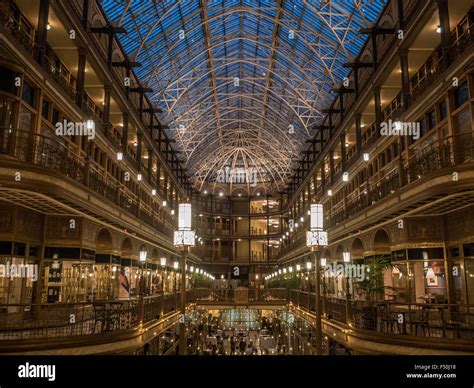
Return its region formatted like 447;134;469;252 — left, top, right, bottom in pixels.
94;264;119;300
452;260;464;303
409;261;447;304
0;66;19;95
0;96;15;129
391;262;410;302
465;259;474;305
19;104;35;129
42;260;94;303
0;256;35;307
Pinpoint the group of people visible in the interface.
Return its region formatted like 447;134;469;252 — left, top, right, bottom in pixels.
230;335;259;355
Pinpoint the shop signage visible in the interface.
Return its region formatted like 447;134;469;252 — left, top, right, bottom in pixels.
391;249;407;261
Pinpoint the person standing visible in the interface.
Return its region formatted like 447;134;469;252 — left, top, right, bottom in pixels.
118;269;130;299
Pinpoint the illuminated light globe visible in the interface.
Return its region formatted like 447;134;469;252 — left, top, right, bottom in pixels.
174;203;195;247
306;203;328;247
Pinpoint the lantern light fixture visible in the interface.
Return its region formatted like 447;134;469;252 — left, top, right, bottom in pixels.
343;251;351;263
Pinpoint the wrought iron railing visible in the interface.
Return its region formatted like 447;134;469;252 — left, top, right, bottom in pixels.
0;128;174;238
287;290;474;341
0;289;214;342
326;133;474;229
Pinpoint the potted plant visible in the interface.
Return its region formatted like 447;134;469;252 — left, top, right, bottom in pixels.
355;255;396;330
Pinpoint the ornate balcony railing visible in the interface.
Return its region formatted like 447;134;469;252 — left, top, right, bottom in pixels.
281;132;474;248
0;289;214;342
288;290;474;341
0;128;174;239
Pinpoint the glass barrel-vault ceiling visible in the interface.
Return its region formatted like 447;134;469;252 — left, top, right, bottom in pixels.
100;0;387;194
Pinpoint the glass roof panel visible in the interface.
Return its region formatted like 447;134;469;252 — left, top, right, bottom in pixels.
100;0;387;193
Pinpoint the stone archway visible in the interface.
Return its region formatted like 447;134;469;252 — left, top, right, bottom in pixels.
96;228;113;253
121;237;134;258
373;228;391;254
351;238;364;259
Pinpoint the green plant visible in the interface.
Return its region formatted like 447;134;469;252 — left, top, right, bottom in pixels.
356;255;396;304
191;273;212;288
268;272;301;289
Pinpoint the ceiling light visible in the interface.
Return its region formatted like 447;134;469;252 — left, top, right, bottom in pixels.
436;25;441;33
46;23;51;30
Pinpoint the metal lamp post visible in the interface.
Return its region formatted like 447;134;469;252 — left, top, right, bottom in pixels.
343;251;352;324
321;257;327;316
306;204;328;356
174;203;195;356
139;249;147;296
